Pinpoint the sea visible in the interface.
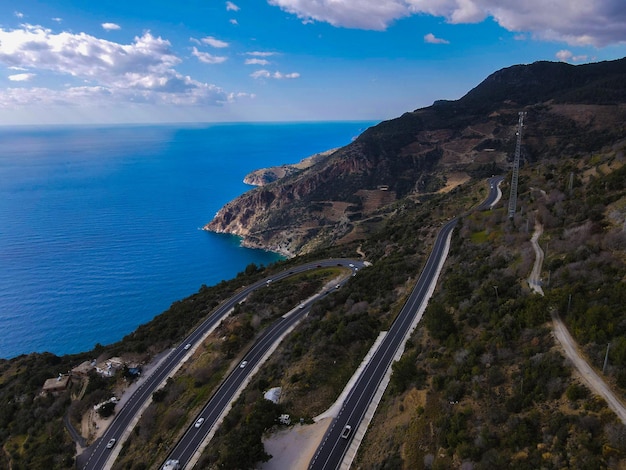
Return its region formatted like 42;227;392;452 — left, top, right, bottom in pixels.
0;121;376;359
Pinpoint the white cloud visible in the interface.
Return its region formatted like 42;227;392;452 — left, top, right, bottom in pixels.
192;47;228;64
556;49;589;62
229;91;255;99
226;1;240;11
101;23;121;31
268;0;408;30
230;19;239;25
268;0;626;46
0;83;233;108
0;25;233;107
52;17;63;23
0;26;179;85
246;51;278;57
424;33;449;44
245;58;270;65
8;72;36;81
251;69;299;79
275;71;300;79
14;11;24;19
201;36;229;48
556;49;573;61
251;70;271;79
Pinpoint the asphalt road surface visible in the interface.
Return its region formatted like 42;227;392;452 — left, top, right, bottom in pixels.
79;258;364;470
308;177;503;470
160;260;366;469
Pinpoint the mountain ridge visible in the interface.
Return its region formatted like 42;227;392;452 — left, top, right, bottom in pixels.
205;57;626;256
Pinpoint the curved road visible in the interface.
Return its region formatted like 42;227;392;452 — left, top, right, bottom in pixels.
160;260;366;469
79;258;365;470
308;176;503;470
526;213;626;424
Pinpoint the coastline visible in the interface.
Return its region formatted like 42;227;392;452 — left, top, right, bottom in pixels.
2;122;372;359
203;147;341;259
243;148;338;187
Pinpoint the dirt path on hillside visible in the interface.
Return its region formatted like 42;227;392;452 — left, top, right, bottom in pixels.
528;222;626;424
528;221;545;295
551;311;626;424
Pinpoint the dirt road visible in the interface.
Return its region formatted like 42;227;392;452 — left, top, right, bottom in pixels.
551;310;626;424
528;221;626;424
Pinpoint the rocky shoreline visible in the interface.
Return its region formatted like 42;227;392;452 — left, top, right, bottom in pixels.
204;148;339;257
242;148;338;186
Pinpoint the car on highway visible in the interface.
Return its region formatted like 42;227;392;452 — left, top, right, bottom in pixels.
341;425;352;439
162;459;181;470
239;360;248;368
184;343;191;350
195;417;205;428
106;438;116;449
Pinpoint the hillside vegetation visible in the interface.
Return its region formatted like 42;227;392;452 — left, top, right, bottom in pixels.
0;57;625;469
354;146;626;469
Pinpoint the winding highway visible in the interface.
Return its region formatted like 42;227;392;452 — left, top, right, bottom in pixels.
79;258;365;470
308;176;503;470
159;260;366;469
81;176;502;470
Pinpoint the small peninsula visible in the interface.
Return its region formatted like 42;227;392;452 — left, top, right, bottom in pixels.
243;148;338;186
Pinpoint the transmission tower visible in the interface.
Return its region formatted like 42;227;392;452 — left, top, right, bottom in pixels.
508;111;526;219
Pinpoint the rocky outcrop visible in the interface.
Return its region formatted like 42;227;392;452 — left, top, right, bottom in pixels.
243;149;338;187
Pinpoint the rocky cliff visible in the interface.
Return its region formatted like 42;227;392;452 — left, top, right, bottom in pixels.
242;148;338;186
204;57;626;256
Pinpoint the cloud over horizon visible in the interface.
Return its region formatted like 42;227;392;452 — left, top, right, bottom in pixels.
268;0;626;46
0;25;232;107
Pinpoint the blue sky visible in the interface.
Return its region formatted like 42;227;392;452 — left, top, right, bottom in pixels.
1;0;625;125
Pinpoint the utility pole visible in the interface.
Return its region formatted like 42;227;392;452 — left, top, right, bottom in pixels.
603;343;611;374
567;294;572;315
508;112;526;219
568;172;574;193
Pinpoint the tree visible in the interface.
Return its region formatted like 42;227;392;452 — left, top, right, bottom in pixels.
390;352;418;393
97;401;116;418
424;302;457;341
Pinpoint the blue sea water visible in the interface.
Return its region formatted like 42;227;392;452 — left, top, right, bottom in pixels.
0;121;376;359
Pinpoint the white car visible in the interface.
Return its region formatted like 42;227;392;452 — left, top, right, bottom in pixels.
341;425;352;439
195;417;205;428
184;343;191;350
106;438;116;449
239;360;248;368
